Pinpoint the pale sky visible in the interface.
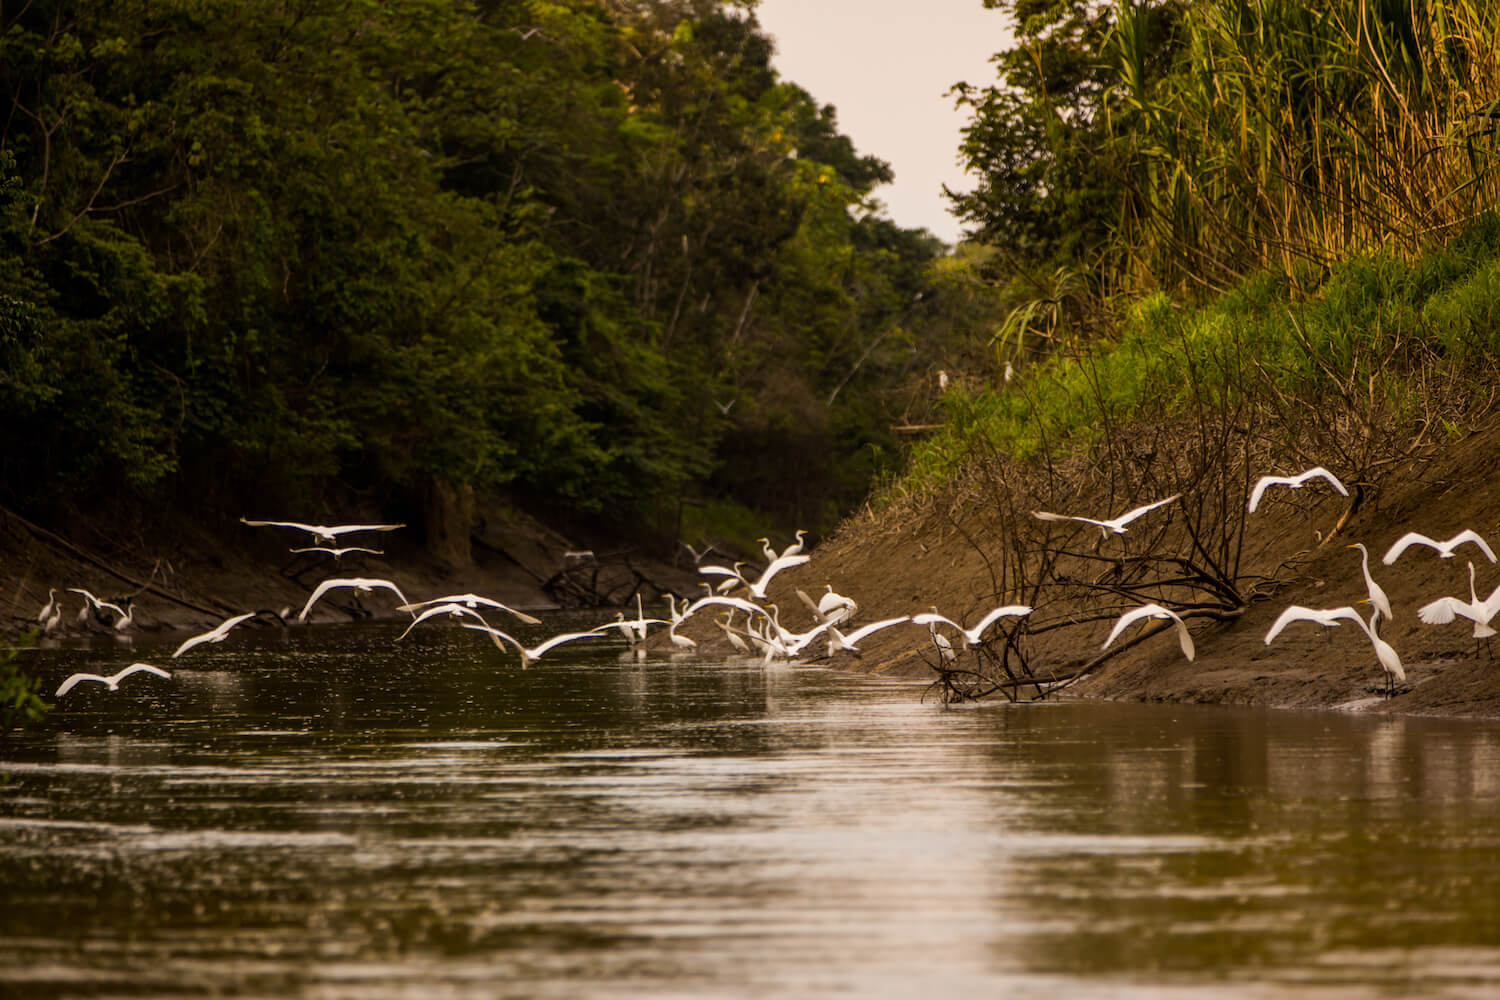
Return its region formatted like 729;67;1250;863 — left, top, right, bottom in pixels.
753;0;1013;245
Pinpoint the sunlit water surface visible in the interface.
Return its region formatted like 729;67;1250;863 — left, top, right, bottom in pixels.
6;619;1500;998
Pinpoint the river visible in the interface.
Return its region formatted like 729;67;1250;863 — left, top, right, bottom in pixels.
5;617;1500;997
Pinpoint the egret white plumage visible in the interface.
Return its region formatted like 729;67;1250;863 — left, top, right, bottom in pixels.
1101;603;1195;660
798;585;858;627
397;593;541;625
825;616;912;657
716;613;752;654
1264;604;1404;696
55;662;170;697
68;588;128;626
36;588;58;624
461;622;610;668
1357;607;1406;696
928;622;956;664
1264;605;1364;644
172;612;257;658
1418;561;1500;656
297;577;410;622
395;602;495;641
1347;543;1392;619
746;553;810;599
1031;494;1181;536
290;545;384;560
240;518;405;545
780;529;808;559
913;604;1033;647
1248;467;1349;513
1382;529;1497;565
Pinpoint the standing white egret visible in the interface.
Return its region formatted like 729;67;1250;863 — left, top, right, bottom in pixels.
297;577;410;622
172;612;258;658
928;623;956;664
716;613;752;654
1264;604;1404;696
1031;494;1181;536
55;662;170;697
1418;561;1500;657
36;588;58;624
1382;529;1497;565
1347;543;1392;620
1101;603;1195;660
1357;607;1406;697
1248;466;1349;513
913;604;1033;647
780;529;808;559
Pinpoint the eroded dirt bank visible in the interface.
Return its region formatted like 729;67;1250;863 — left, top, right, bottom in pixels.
9;418;1500;723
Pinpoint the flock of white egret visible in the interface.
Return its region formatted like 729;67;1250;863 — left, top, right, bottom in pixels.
39;470;1500;702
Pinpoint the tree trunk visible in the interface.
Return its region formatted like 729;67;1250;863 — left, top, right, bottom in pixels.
426;477;475;570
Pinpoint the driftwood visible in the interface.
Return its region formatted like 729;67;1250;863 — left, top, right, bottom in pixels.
2;505;238;618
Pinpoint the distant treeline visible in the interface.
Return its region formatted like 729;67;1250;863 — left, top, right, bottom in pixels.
0;0;1004;547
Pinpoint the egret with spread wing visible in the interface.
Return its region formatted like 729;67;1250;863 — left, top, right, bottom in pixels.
1102;603;1195;660
1031;494;1180;536
1382;529;1497;565
1248;467;1348;513
56;662;169;697
173;612;258;658
240;518;405;545
913;604;1033;647
297;577;410;622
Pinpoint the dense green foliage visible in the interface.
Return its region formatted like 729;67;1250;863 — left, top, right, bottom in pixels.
919;0;1500;487
0;0;992;544
0;634;48;733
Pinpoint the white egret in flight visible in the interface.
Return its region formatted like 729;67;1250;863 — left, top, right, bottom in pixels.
297;577;410;622
397;594;541;625
172;612;258;658
290;546;384;560
913;604;1033;647
1264;605;1364;644
1101;603;1195;660
240;518;405;545
55;662;170;698
1247;466;1348;513
824;616;912;657
396;602;496;641
68;588;128;625
1031;494;1181;536
746;553;810;599
1382;529;1497;565
461;623;610;668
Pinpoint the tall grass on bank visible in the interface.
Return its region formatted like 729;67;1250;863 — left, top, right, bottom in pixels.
1110;0;1500;294
903;214;1500;493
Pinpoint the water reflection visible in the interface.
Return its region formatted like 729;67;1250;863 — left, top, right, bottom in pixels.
4;621;1500;996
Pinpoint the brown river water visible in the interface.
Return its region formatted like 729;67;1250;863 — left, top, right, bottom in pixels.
4;617;1500;997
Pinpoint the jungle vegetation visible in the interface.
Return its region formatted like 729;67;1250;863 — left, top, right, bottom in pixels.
912;0;1500;489
0;0;1004;552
